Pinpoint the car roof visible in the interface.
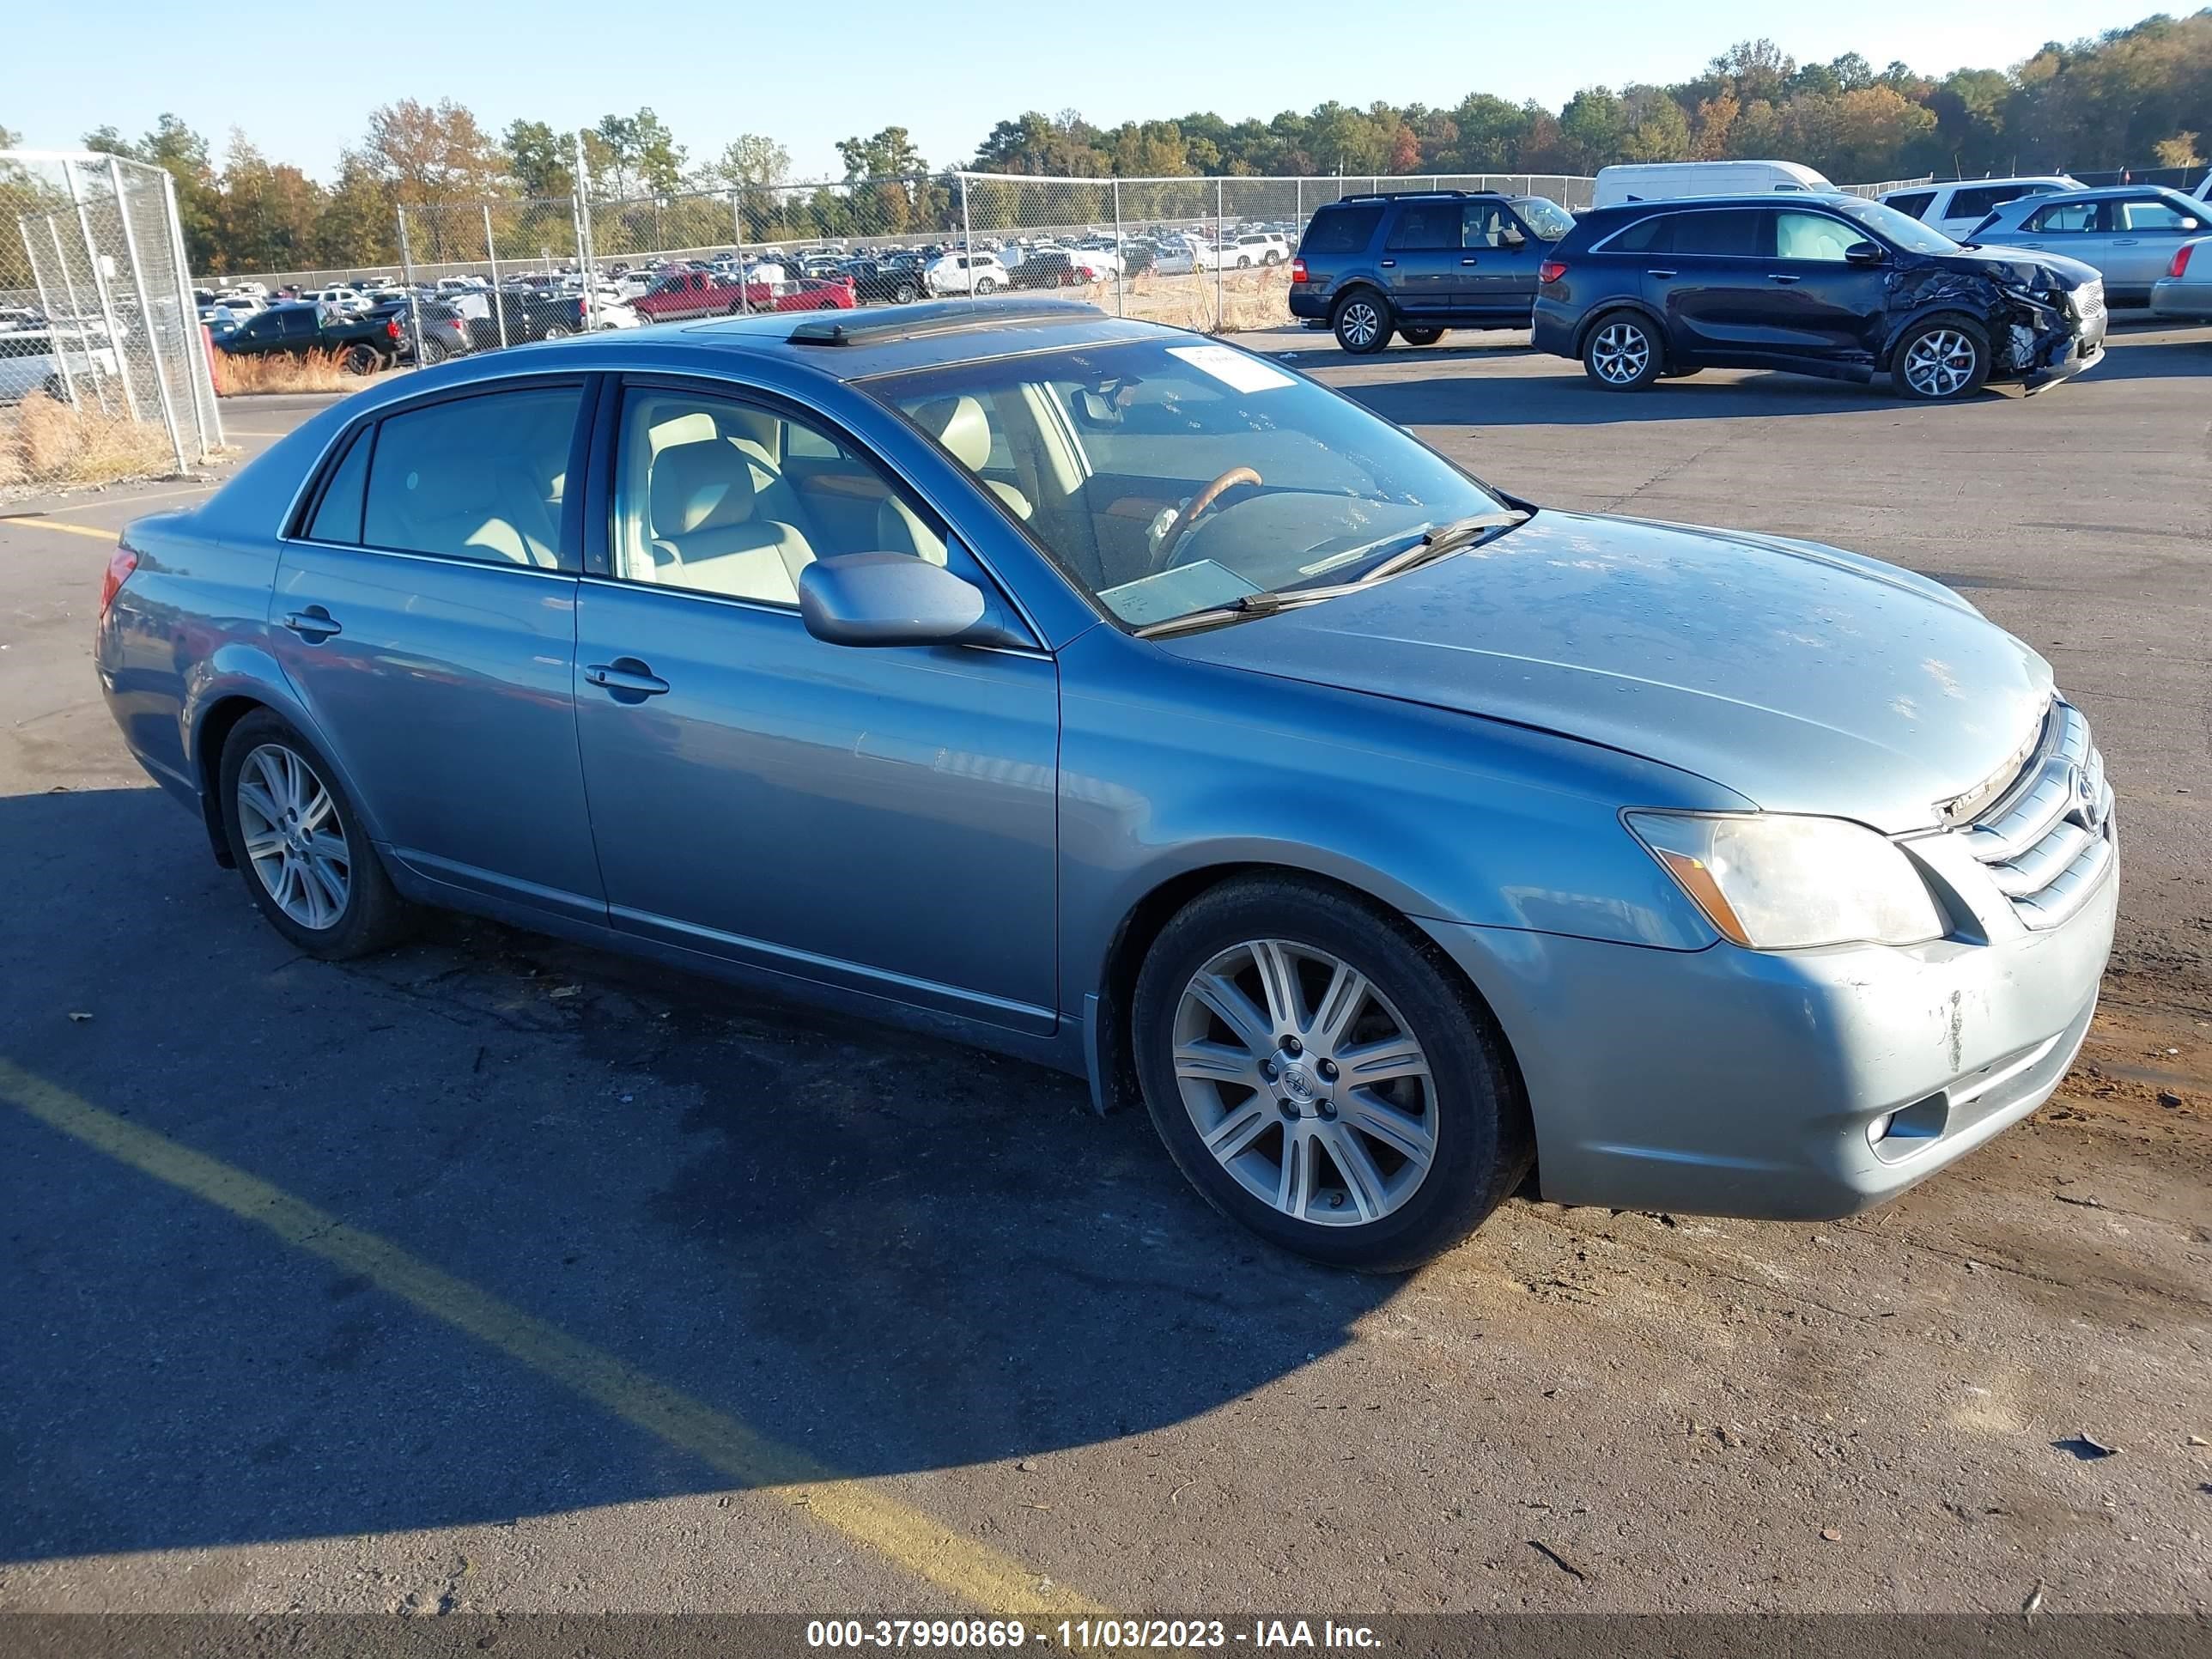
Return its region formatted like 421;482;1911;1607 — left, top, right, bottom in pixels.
2000;184;2192;203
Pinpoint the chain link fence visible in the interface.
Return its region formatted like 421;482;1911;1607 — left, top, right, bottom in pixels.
2;149;222;492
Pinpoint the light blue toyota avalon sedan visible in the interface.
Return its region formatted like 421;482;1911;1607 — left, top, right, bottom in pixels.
95;299;2117;1270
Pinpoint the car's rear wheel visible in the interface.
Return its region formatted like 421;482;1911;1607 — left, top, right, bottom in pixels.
542;323;572;339
338;343;381;376
1893;316;1990;400
219;710;410;961
1583;312;1660;390
973;276;999;295
1399;325;1445;346
894;281;918;304
1332;291;1392;355
417;337;450;366
1133;877;1531;1272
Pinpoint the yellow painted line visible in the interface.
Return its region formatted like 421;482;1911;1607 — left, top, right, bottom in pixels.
1;515;121;542
226;428;289;438
0;1058;1110;1619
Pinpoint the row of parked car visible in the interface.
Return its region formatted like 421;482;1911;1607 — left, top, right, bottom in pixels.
1284;161;2209;399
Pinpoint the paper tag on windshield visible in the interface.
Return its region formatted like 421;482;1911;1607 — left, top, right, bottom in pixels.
1167;344;1294;393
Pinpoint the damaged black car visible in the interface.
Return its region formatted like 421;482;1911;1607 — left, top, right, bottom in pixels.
1531;193;2105;400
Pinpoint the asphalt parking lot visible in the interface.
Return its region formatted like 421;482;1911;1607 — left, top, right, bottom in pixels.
2;333;2208;1620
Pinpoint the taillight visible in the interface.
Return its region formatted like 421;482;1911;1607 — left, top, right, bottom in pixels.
386;317;401;341
99;542;138;622
1539;259;1568;284
1290;257;1308;283
2172;243;2195;279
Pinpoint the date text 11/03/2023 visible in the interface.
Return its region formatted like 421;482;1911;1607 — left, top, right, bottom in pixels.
805;1620;1384;1650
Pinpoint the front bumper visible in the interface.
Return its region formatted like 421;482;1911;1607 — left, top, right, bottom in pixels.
1421;825;2117;1220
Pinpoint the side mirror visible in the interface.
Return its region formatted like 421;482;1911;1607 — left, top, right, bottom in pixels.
1498;226;1525;248
1844;240;1887;266
799;553;1027;650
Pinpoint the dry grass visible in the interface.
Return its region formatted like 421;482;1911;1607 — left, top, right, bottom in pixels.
1080;265;1294;334
0;392;179;491
210;348;362;397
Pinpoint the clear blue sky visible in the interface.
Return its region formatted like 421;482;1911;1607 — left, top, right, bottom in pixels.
9;0;2168;181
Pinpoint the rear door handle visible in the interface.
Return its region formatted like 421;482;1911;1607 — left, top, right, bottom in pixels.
1767;273;1802;283
1378;258;1395;268
584;658;670;697
1460;257;1479;265
1647;269;1676;279
281;606;341;641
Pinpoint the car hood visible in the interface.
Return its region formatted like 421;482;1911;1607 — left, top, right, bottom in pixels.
1931;245;2102;290
1157;511;2055;834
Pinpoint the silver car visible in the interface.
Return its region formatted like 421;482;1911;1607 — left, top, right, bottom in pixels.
1967;185;2210;305
2150;235;2212;322
94;301;2117;1270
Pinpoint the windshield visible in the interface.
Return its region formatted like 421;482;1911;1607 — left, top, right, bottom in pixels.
1835;196;1962;255
1512;197;1575;241
862;338;1503;629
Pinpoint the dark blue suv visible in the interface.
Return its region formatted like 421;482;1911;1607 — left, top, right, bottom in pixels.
1530;193;2108;400
1289;191;1574;353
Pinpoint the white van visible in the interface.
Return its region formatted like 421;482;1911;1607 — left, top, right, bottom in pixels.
1592;161;1835;209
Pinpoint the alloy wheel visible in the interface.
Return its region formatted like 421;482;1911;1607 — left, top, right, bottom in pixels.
1338;300;1382;349
235;743;351;931
1171;939;1437;1227
1903;329;1976;398
1590;321;1650;385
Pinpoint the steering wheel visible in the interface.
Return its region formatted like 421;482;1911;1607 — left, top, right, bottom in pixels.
1152;466;1262;570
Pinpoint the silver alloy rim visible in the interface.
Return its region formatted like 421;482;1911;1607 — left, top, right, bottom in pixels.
236;743;351;930
1903;329;1975;397
1172;939;1437;1228
1340;301;1381;347
1591;322;1650;384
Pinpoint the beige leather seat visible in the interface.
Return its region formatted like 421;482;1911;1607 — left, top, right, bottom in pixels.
910;395;1033;521
642;438;815;602
378;455;560;567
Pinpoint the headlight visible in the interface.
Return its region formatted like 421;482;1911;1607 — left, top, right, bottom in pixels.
1626;812;1946;951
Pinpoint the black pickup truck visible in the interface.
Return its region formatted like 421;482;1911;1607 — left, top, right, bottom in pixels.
214;301;410;374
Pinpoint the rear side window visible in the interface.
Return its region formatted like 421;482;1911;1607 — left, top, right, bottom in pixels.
306;428;371;544
1387;203;1462;251
1598;215;1672;254
1670;210;1761;257
1950;183;2051;219
1301;204;1382;254
1883;191;1936;220
361;386;583;569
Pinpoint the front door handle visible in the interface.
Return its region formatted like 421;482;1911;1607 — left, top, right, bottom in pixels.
1460;257;1479;265
1767;272;1802;283
2112;238;2139;246
584;658;670;697
282;605;342;641
1378;258;1395;268
1647;268;1677;279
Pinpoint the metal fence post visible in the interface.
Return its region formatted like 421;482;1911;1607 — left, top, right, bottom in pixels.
160;167;222;458
483;204;508;349
46;212;112;412
572;132;599;331
1215;176;1225;333
65;160;141;422
1111;179;1125;318
960;173;974;303
20;216;81;409
1295;177;1303;229
731;190;749;315
107;159;188;474
395;206;425;370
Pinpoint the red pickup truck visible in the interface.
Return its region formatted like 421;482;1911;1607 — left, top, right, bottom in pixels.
631;268;856;322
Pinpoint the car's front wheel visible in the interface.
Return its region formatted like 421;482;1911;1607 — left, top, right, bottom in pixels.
1583;312;1660;390
973;276;998;295
1893;315;1990;400
894;281;918;304
219;710;410;960
1332;291;1392;355
1133;877;1531;1272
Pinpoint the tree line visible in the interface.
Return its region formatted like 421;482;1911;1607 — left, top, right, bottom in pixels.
5;10;2207;276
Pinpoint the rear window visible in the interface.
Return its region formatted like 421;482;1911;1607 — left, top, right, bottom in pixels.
1883;191;1936;220
1950;183;2052;218
1596;214;1673;254
1300;204;1382;255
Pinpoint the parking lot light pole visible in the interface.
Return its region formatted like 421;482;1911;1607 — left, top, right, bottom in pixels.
65;160;141;423
395;207;426;373
730;190;749;316
961;175;974;304
1215;176;1226;333
483;204;507;349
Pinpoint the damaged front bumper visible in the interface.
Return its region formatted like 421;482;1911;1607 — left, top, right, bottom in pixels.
2008;276;2106;393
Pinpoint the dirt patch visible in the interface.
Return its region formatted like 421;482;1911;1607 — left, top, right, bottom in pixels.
0;392;178;490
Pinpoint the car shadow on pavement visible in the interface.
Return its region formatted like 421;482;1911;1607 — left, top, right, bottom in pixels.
0;786;1401;1562
1342;367;1904;427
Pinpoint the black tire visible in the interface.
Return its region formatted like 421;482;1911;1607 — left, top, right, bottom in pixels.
218;709;410;961
1581;309;1661;391
1332;289;1393;355
894;282;918;304
1132;876;1532;1273
338;343;382;376
417;337;449;366
1399;325;1445;346
1891;314;1990;401
1263;248;1283;265
541;323;572;340
974;276;998;295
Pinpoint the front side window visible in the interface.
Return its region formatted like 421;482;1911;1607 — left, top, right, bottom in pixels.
1773;210;1861;262
2119;198;2202;233
361;386;581;568
1462;203;1517;248
863;339;1504;630
1509;197;1575;241
611;388;949;606
1883;191;1936;220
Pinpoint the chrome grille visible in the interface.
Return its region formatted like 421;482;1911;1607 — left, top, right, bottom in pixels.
2072;278;2106;326
1957;701;2114;929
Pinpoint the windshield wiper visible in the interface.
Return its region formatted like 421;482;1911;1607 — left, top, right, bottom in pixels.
1133;510;1533;641
1355;509;1530;584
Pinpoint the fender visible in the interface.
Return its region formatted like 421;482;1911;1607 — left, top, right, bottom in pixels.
181;647;391;852
1572;296;1669;359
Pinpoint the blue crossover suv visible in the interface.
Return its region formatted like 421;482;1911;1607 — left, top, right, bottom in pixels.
96;300;2117;1269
